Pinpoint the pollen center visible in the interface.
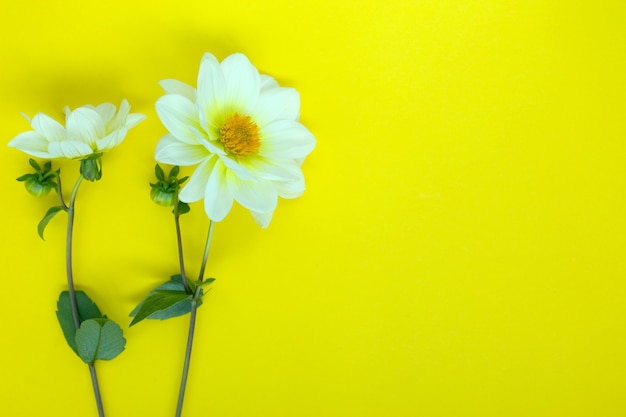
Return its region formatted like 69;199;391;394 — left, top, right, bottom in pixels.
219;113;261;158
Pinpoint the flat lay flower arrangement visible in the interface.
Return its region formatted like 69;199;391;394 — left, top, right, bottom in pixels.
8;52;315;417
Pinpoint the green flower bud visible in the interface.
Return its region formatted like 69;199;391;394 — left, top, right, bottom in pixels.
24;175;54;197
80;156;102;182
149;164;189;210
150;187;177;206
16;159;59;198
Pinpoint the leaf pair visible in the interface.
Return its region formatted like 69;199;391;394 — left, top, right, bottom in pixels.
56;291;126;365
130;274;215;326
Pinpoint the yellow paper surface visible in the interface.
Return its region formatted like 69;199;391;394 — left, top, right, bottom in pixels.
1;1;625;416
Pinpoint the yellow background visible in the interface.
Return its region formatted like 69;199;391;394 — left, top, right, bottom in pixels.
1;0;625;416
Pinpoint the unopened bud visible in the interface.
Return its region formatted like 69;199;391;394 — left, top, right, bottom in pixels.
150;187;177;206
80;155;102;182
24;176;53;197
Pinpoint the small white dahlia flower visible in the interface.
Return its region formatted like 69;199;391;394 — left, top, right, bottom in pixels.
154;52;316;228
8;99;145;160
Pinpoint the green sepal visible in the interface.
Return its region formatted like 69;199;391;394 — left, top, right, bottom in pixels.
28;158;41;171
129;275;203;326
16;173;35;182
155;164;166;181
38;206;66;240
55;291;105;354
75;319;126;365
168;165;180;179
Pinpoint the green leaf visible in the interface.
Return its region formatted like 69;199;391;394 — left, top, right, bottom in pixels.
130;290;192;326
174;201;190;215
188;278;216;293
130;275;203;325
38;206;65;240
155;164;165;181
199;278;216;286
56;291;104;354
75;319;126;365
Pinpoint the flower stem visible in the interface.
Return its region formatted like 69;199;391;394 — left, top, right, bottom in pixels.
89;364;105;417
56;173;68;210
197;221;214;282
66;174;106;417
175;222;215;417
175;285;201;417
174;190;190;294
66;175;84;329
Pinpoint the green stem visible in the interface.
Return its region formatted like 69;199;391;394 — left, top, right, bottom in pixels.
56;173;68;210
197;221;214;282
174;190;190;294
175;285;202;417
175;223;215;417
66;175;84;329
65;174;105;417
89;364;105;417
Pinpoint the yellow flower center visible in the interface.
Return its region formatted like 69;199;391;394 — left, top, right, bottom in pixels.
219;113;261;158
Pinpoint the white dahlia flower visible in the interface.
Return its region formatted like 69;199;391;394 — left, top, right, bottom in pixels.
8;99;145;159
154;52;316;228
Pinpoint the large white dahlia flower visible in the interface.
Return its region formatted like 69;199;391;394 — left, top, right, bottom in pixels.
154;52;316;228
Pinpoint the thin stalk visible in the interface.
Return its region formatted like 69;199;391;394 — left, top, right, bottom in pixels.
174;190;190;294
175;223;215;417
66;175;84;329
56;174;68;210
175;285;202;417
197;221;214;282
89;364;105;417
65;174;105;417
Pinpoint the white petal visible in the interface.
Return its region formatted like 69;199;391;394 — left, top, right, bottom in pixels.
31;113;65;142
96;126;127;152
260;74;279;92
179;157;215;203
155;134;209;165
226;171;278;213
241;157;302;182
220;53;260;112
274;175;306;199
126;113;146;129
48;140;93;159
197;53;226;117
204;161;234;222
193;129;226;156
107;99;131;132
156;94;202;145
159;79;196;102
8;131;53;158
94;103;116;125
218;154;255;180
250;209;274;228
63;106;72;122
66;108;105;149
254;87;300;126
185;122;226;156
259;120;316;159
